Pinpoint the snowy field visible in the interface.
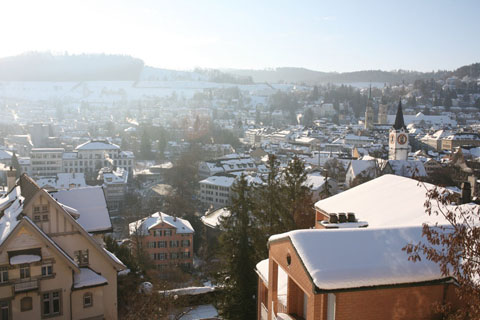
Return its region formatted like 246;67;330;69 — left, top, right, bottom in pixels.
0;81;304;103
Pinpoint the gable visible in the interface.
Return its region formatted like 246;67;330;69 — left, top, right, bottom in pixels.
268;238;315;295
22;190;78;236
21;185;124;271
0;218;78;271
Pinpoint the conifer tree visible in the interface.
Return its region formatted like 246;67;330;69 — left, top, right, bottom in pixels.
283;156;314;229
252;154;289;257
217;175;257;320
11;152;21;178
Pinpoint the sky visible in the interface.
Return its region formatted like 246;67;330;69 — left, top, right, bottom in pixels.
0;0;479;72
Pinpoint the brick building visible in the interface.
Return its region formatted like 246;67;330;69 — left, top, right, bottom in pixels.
256;174;472;319
256;226;459;320
129;212;194;273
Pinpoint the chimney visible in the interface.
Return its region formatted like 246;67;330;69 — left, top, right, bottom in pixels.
468;175;477;199
329;213;338;224
461;181;471;204
7;167;16;192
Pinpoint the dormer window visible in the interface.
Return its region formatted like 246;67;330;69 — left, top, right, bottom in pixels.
74;250;89;267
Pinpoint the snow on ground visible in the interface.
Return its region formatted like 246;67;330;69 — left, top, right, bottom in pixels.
159;282;216;296
0;80;297;103
177;304;219;320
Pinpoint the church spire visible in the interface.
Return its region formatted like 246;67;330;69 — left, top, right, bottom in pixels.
393;99;406;130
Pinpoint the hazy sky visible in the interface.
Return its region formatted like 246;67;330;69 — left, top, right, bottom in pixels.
1;0;478;72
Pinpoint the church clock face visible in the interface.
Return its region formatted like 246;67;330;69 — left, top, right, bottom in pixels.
397;134;407;145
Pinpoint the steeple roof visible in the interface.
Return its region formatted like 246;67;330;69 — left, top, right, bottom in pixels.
393;99;406;130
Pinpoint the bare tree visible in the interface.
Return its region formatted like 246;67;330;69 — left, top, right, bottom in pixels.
403;183;480;319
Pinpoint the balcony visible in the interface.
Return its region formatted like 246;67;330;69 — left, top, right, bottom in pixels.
14;278;39;293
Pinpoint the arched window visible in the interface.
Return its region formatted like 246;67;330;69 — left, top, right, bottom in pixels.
21;297;32;311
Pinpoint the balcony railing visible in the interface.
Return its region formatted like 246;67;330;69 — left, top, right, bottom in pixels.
14;278;39;292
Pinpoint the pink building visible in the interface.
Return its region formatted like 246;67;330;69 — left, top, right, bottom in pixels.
129;212;194;273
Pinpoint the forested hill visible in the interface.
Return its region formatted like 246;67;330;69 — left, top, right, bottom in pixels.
0;52;477;84
0;53;144;81
226;67;454;85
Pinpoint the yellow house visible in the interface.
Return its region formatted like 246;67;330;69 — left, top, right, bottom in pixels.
0;172;125;320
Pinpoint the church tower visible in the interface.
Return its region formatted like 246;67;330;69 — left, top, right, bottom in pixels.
364;85;374;130
388;100;409;160
378;96;388;124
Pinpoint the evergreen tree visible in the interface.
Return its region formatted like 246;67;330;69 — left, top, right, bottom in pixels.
302;107;314;127
11;152;21;178
217;175;257;320
252;154;289;257
283;157;314;229
140;129;153;160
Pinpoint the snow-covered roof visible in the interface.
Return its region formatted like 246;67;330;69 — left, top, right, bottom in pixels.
255;259;287;295
51;186;112;233
387;160;427;177
36;173;87;190
199;175;236;188
201;207;231;229
10;254;41;265
315;174;473;227
304;173;330;191
0;187;24;244
269;226;447;290
62;152;78;159
159;283;216;296
348;160;377;177
100;168;128;184
103;248;125;267
76;140;120;151
0;149;12;160
129;212;194;235
73;268;108;289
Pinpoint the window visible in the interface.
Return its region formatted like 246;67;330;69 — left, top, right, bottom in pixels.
42;264;53;277
181;240;190;247
169;241;179;248
42;214;49;221
21;297;32;312
0;267;7;283
170;252;178;259
74;249;89;266
19;264;30;279
33;206;41;214
83;293;93;308
159;253;167;260
42;205;48;212
42;291;61;317
158;241;167;248
0;301;9;320
164;230;172;236
181;251;190;258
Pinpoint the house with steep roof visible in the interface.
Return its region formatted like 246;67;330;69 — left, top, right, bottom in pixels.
0;169;125;319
